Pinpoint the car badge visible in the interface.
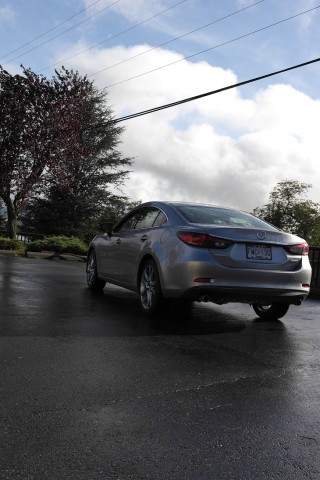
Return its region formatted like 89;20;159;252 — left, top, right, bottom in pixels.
257;231;267;240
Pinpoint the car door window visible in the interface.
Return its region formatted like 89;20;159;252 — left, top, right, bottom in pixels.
115;211;142;233
115;207;167;233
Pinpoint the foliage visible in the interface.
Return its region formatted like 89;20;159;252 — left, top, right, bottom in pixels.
0;65;132;238
0;237;25;255
97;197;141;225
20;188;140;242
18;69;133;241
253;180;320;244
0;198;5;229
26;236;88;255
309;224;320;246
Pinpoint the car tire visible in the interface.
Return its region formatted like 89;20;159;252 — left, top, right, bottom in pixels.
252;303;290;320
86;249;106;291
139;259;163;315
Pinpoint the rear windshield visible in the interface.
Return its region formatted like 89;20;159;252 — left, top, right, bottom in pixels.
174;205;278;230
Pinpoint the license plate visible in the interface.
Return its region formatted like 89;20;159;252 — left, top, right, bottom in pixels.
246;244;272;260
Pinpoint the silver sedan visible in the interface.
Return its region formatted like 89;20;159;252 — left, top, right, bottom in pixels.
86;201;312;320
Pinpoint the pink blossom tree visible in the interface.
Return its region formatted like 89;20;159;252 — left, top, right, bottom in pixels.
0;66;131;238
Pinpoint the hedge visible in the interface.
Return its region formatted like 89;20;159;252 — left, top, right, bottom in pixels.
0;237;26;255
26;235;88;255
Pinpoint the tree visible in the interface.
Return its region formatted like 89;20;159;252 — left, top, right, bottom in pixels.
19;74;134;241
310;224;320;246
253;180;320;243
0;197;5;231
0;65;131;238
0;66;52;237
20;187;139;242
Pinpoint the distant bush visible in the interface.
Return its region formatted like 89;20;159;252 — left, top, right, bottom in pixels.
27;236;88;255
0;237;26;255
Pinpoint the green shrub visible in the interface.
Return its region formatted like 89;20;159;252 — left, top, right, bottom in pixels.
27;236;88;255
0;237;26;255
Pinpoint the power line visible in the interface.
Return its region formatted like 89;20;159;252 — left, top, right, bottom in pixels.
0;0;107;61
95;57;320;125
88;0;266;78
38;0;265;75
103;4;320;89
37;0;189;73
2;0;121;66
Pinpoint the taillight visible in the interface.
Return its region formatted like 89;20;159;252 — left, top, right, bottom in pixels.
177;232;233;249
285;242;309;255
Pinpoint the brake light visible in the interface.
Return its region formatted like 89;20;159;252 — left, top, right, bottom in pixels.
285;242;309;255
177;232;233;248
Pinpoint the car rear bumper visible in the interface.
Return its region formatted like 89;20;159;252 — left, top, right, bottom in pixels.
180;285;309;305
159;253;311;305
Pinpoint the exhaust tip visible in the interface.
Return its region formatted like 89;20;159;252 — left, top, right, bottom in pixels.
198;295;210;303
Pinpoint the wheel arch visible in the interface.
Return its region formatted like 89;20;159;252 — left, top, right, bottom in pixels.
136;254;162;291
87;245;102;277
86;245;96;267
86;245;106;290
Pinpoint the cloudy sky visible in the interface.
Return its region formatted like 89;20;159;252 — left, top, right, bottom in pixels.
1;0;320;212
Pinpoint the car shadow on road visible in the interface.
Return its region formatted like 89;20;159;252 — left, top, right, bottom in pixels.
84;286;266;337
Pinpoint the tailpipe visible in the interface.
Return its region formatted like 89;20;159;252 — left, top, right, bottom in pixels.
198;295;210;303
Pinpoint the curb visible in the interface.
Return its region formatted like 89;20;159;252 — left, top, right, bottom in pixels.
0;249;16;257
27;251;87;262
0;250;87;262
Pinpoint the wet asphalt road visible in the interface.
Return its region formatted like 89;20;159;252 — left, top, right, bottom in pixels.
0;256;319;480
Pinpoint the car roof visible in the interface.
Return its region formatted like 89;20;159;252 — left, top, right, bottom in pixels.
139;200;242;212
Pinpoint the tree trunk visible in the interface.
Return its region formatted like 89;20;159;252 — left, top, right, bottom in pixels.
5;197;17;239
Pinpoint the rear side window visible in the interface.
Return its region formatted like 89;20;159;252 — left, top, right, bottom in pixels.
153;211;167;227
135;208;165;229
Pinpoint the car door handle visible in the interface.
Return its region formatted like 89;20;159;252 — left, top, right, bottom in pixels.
116;238;122;245
140;235;148;242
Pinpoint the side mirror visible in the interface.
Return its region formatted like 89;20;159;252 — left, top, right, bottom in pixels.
100;222;114;235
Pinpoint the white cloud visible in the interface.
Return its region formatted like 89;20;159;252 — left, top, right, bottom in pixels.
83;0;169;21
54;42;320;210
0;5;15;26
